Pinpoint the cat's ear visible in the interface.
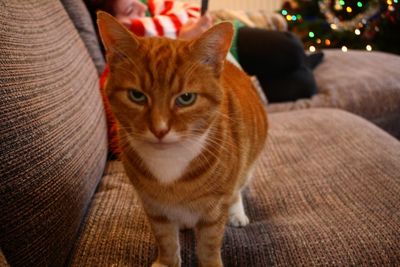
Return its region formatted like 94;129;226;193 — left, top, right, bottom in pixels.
190;22;234;76
97;11;139;61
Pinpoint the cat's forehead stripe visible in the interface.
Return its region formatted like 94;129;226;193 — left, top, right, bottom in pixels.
142;40;184;92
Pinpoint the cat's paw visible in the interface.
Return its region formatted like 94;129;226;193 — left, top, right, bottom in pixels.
151;258;181;267
229;212;249;227
151;262;169;267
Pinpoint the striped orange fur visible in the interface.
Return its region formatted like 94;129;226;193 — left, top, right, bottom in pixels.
97;11;268;267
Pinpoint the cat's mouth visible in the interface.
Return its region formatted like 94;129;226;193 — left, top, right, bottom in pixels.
142;139;180;150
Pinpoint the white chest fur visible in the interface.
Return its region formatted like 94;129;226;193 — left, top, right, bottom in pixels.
165;205;201;229
142;192;201;229
130;130;209;184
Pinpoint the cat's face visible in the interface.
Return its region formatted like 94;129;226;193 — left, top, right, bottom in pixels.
106;38;223;148
97;12;233;149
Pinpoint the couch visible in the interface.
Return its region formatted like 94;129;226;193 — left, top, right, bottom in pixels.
1;1;400;266
268;49;400;139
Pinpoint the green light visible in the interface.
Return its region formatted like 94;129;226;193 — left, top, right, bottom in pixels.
281;9;288;16
297;14;302;20
357;1;363;7
394;0;398;3
339;0;345;5
309;31;315;38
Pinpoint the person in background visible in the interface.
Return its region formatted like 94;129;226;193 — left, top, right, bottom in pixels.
85;0;324;103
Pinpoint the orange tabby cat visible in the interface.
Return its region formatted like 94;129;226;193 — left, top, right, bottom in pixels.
97;11;268;267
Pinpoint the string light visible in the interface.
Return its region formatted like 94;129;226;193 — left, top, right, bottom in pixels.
296;0;397;54
282;9;288;16
320;0;380;31
325;39;331;46
290;0;398;56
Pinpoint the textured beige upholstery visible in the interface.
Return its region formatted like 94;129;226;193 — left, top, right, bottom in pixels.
69;109;400;266
268;50;400;138
0;1;108;266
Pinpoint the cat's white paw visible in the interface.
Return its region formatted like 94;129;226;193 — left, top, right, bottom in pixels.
151;262;168;267
229;212;250;227
151;257;181;267
229;193;249;227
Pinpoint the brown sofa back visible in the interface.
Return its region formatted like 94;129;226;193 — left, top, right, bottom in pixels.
61;0;106;75
0;1;108;266
267;49;400;139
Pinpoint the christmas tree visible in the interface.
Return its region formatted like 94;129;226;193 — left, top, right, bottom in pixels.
280;0;400;54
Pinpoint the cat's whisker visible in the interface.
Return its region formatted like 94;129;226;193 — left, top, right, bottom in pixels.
118;128;215;165
179;135;230;169
118;126;238;159
215;112;240;124
185;143;227;171
185;129;238;151
179;131;236;154
174;140;215;170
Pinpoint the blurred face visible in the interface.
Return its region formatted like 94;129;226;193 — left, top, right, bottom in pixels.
113;0;147;24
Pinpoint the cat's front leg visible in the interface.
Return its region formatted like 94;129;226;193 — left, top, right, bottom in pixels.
148;215;181;267
195;212;227;267
228;191;249;227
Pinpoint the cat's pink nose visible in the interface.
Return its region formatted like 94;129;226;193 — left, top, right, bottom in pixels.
152;129;169;140
150;120;170;140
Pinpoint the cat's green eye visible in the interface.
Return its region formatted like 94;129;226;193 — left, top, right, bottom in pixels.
176;93;197;107
128;90;147;104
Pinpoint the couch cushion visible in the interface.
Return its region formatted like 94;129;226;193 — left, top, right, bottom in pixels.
61;0;106;74
68;109;400;266
268;49;400;139
0;1;108;266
